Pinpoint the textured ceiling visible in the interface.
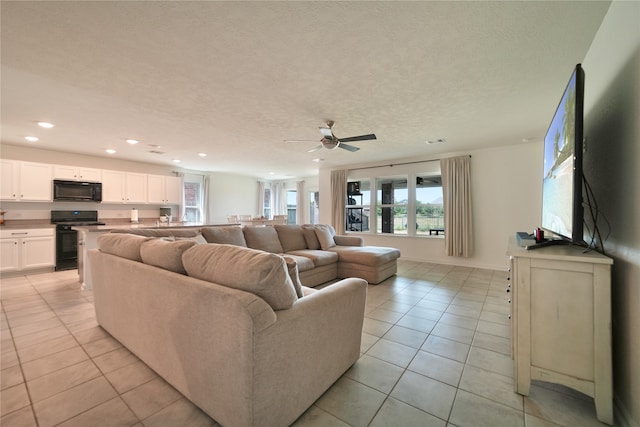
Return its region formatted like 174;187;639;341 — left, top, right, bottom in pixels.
1;1;611;179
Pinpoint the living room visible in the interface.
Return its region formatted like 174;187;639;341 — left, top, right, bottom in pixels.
1;1;638;426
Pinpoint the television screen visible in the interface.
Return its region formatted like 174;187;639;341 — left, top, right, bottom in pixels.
541;64;585;243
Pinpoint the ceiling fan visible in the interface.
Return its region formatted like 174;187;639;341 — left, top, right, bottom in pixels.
286;121;376;152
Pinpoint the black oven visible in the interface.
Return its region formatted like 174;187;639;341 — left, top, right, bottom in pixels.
51;210;104;271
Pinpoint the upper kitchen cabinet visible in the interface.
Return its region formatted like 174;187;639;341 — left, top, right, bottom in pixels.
147;175;182;205
101;170;147;203
53;165;102;182
0;160;52;201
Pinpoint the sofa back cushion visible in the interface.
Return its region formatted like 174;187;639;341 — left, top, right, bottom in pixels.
274;225;308;252
140;238;196;274
98;233;149;261
201;226;247;247
242;226;284;253
183;244;297;310
302;225;321;250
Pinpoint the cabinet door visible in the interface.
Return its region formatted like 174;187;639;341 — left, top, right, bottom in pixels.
102;170;126;203
19;162;52;201
165;176;182;204
147;175;165;204
53;165;78;180
126;173;147;203
21;236;55;269
0;160;18;200
0;238;20;272
79;168;101;182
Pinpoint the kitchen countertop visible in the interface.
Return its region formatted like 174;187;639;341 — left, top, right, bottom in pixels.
71;222;229;232
0;223;56;230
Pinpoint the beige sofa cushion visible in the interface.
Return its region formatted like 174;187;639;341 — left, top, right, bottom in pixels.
287;250;339;267
242;226;284;253
97;233;149;261
183;244;297;310
201;226;247;247
284;257;304;298
140;238;196;274
282;254;315;272
314;224;336;250
302;225;321;250
274;225;307;252
329;246;401;265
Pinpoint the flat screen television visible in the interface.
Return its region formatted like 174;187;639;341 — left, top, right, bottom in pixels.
541;63;585;244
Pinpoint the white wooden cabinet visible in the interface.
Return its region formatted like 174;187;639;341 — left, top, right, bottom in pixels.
507;239;613;425
53;165;101;182
0;228;55;273
0;161;52;201
0;159;18;200
147;175;182;205
102;170;147;203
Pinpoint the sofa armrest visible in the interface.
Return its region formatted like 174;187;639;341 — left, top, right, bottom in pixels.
334;235;364;247
252;278;367;425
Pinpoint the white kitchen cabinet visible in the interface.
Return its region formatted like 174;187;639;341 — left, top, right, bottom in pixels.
506;238;613;424
102;170;147;203
0;161;52;201
147;174;182;205
0;159;18;200
0;228;55;273
53;165;101;182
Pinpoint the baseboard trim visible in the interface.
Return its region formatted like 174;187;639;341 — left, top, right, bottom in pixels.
614;393;637;427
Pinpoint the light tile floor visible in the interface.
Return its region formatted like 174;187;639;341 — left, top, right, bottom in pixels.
1;260;608;426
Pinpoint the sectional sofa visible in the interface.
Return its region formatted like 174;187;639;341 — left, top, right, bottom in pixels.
90;232;368;426
113;224;401;286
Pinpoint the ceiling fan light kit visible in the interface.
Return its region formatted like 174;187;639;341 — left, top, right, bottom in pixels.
287;120;376;153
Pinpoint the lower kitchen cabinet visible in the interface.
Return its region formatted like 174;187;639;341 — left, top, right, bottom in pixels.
0;228;55;274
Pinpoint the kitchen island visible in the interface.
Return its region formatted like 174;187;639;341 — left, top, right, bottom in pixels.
72;223;226;290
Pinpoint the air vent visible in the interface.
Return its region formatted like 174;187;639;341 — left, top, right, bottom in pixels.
148;150;166;155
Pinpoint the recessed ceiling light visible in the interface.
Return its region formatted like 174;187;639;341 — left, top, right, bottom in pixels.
105;149;116;154
172;159;181;163
25;136;39;142
126;139;139;145
37;122;55;128
425;138;446;145
311;158;324;163
197;152;207;157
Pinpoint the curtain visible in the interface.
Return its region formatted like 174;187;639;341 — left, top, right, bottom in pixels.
441;156;473;257
330;170;347;234
202;175;211;224
271;181;286;216
257;181;265;217
296;180;305;224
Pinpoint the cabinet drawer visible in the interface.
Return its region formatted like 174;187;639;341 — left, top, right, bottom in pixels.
1;228;54;239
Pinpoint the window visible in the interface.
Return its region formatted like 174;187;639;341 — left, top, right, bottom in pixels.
346;166;443;237
376;177;408;234
286;190;296;224
309;191;319;224
346;180;370;232
183;181;202;223
263;187;271;218
416;175;444;236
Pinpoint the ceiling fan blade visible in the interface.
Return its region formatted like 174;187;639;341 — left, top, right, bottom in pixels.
307;145;323;153
338;143;360;152
319;127;333;138
339;133;377;143
285;139;319;143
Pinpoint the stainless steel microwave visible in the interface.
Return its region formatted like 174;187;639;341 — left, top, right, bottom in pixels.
53;180;102;202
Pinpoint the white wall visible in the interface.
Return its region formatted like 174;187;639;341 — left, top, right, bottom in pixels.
581;1;640;424
319;141;542;270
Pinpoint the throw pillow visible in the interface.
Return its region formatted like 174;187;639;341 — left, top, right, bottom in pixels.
283;256;304;298
97;233;149;262
242;226;284;253
140;238;196;274
302;225;321;250
201;226;247;246
314;224;336;250
182;244;297;310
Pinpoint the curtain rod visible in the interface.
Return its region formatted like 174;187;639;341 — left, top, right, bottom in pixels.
348;154;471;172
